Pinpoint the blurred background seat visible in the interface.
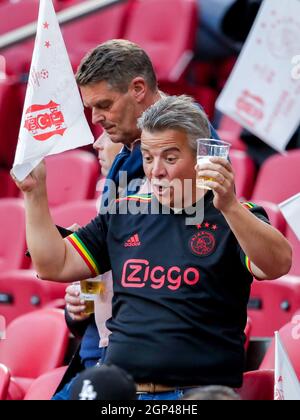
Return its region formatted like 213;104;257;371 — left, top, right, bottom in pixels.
51;199;98;227
124;0;197;85
0;0;40;36
260;318;300;380
285;228;300;277
248;275;300;338
62;0;131;70
238;369;274;400
0;270;67;325
230;149;256;199
0;363;10;401
23;366;67;400
0;79;23;168
0;199;28;271
23;150;100;208
253;200;287;235
0;308;69;399
252;150;300;205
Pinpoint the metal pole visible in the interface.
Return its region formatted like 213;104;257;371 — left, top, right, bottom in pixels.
0;0;127;51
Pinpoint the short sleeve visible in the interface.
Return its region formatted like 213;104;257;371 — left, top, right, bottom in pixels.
66;213;111;277
239;202;270;275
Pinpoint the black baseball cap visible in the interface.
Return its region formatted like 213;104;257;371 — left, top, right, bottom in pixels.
70;364;137;400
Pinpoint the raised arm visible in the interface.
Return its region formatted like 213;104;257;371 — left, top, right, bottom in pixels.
222;201;292;280
11;161;92;282
197;157;292;280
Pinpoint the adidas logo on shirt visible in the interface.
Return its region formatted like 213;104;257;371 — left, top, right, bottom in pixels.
124;234;141;247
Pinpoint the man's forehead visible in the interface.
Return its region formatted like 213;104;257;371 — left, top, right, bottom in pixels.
141;129;187;150
81;81;117;105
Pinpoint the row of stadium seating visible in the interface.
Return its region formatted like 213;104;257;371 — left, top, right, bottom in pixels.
1;265;300;336
2;140;300;205
0;195;299;338
1;148;300;270
0;146;257;200
0;0;233;170
1;0;197;84
0;307;299;400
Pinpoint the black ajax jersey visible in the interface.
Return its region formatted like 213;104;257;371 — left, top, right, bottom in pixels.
67;192;270;387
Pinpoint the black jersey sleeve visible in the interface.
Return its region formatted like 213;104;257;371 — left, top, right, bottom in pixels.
238;202;271;275
67;213;111;277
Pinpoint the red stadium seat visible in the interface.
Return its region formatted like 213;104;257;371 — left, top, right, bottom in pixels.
0;79;23;168
0;169;18;198
286;228;300;276
248;275;300;337
237;370;274;400
252;150;300;204
33;150;99;208
260;320;300;380
62;0;130;69
51;199;98;228
189;61;215;86
0;270;68;325
217;115;246;151
0;198;29;271
24;366;67;400
123;0;197;83
230;150;256;199
254;200;287;235
0;363;10;401
0;308;69;399
54;0;78;10
216;56;237;89
1;41;35;76
244;317;252;351
191;86;218;121
0;0;39;36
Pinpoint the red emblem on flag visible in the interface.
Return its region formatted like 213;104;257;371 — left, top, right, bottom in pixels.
24;101;67;141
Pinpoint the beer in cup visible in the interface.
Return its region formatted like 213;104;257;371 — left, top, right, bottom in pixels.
196;139;231;190
80;277;105;315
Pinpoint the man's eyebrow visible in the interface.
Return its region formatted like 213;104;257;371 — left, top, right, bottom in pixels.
161;147;181;153
94;100;111;107
141;146;181;153
84;99;110;108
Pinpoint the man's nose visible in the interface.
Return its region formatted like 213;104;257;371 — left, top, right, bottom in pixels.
93;139;101;151
93;135;105;151
151;159;167;178
92;108;105;125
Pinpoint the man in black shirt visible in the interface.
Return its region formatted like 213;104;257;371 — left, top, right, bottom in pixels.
13;95;292;399
63;39;221;383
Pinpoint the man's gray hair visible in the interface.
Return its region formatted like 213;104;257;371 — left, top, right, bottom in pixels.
76;39;157;93
137;95;211;153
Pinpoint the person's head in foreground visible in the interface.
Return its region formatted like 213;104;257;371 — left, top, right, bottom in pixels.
70;364;137;400
182;385;241;400
76;39;160;147
93;131;123;177
138;94;211;209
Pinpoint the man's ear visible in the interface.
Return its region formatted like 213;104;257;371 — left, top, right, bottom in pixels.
129;77;147;103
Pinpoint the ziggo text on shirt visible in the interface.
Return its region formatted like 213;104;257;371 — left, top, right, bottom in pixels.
121;259;200;291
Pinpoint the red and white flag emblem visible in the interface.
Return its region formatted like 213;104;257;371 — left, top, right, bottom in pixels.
12;0;93;181
24;101;67;141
